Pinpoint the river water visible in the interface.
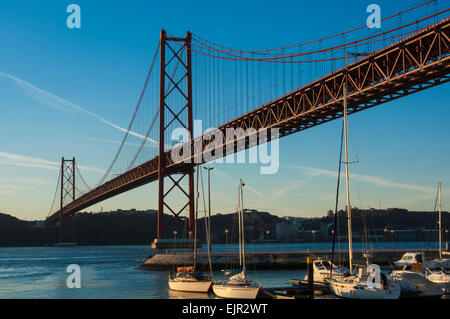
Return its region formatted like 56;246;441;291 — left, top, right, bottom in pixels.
0;241;443;299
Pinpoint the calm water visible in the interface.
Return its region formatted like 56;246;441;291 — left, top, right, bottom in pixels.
0;241;441;299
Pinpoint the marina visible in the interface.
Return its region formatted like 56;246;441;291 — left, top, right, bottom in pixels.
0;244;448;300
141;248;442;270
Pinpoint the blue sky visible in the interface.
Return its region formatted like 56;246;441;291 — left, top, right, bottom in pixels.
0;0;449;221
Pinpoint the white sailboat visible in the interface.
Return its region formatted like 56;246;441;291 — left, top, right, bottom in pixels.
168;166;213;293
328;74;401;299
424;182;450;292
428;182;450;269
168;268;213;293
212;180;261;299
393;183;450;293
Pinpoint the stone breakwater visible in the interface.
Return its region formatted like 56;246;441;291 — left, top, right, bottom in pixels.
139;249;440;270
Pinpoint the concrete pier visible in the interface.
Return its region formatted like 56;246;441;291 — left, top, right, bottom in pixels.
139;248;440;270
151;238;200;249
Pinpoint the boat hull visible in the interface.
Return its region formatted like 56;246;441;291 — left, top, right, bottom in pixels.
212;284;260;299
428;259;450;269
168;280;213;293
426;272;450;293
330;281;401;299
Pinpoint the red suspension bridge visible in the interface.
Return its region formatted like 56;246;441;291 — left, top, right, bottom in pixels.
45;2;450;242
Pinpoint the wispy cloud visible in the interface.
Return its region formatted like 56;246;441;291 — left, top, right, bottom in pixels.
0;178;51;195
213;167;263;197
272;180;305;200
212;167;307;214
314;193;336;201
287;164;445;194
0;152;104;172
84;137;157;149
0;70;158;145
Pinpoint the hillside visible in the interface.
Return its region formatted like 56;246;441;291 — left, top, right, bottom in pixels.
0;207;447;246
0;209;286;246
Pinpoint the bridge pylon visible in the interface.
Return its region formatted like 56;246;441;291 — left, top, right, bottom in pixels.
157;30;195;239
59;157;76;243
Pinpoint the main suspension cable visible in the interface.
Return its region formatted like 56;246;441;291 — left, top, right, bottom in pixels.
190;7;448;62
192;0;436;55
48;165;62;217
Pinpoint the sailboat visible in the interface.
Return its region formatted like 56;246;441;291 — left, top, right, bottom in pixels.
212;179;261;299
328;77;401;299
424;182;450;292
168;268;213;293
428;182;450;269
305;117;350;286
168;166;213;293
391;183;450;293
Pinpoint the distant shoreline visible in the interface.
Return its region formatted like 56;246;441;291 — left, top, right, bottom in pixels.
1;208;448;247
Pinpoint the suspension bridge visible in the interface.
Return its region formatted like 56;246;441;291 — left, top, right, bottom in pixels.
45;1;450;242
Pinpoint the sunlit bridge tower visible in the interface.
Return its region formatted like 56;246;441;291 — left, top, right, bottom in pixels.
158;30;195;239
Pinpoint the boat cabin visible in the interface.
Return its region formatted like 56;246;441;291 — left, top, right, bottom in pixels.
394;252;425;267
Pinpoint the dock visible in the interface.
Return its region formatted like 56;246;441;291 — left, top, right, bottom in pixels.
139;248;440;270
151;238;201;249
262;279;331;299
54;242;77;247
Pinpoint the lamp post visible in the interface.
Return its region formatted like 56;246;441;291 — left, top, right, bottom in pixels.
391;229;395;249
188;230;193;252
225;229;229;252
265;230;270;252
312;230;317;253
446;229;448;251
173;230;178;254
384;227;389;246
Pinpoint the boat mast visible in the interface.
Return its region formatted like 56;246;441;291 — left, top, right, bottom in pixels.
439;182;442;259
238;183;242;267
204;166;214;276
240;179;246;273
344;52;353;273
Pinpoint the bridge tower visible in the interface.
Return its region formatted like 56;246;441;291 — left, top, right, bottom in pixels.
59;157;76;243
158;30;195;238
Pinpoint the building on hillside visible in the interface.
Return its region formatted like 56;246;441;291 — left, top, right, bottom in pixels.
275;222;299;241
282;216;303;226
